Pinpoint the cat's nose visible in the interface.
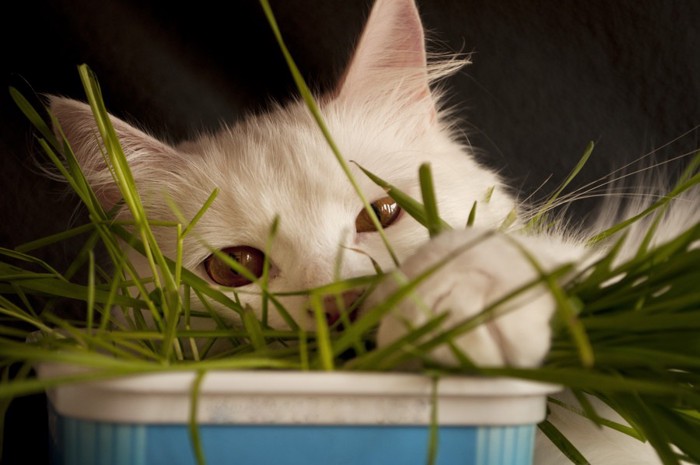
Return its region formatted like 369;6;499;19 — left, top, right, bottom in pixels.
318;289;364;326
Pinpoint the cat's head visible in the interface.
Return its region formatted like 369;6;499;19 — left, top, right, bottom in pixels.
49;0;515;330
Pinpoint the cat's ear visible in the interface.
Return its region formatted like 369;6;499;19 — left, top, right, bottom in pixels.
333;0;435;121
49;96;179;210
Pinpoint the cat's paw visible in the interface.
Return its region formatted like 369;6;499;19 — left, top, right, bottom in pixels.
369;229;580;368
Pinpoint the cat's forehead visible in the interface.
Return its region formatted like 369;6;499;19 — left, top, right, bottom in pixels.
179;101;420;203
183;109;354;201
170;104;397;247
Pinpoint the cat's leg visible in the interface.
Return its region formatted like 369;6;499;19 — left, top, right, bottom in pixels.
370;228;585;368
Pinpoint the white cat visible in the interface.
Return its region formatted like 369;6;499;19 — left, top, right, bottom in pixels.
48;0;697;463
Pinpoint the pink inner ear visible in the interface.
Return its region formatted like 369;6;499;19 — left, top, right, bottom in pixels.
334;0;433;110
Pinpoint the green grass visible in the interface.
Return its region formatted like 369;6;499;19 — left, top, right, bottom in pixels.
1;2;700;464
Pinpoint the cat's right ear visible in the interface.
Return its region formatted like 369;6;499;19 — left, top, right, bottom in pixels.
330;0;436;125
49;96;180;211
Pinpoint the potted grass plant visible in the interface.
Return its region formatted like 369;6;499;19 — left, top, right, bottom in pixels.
4;66;561;465
2;2;700;464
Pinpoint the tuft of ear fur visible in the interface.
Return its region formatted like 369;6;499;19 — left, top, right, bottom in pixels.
49;96;179;210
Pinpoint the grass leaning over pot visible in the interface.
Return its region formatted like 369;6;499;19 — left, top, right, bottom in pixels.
0;7;699;465
3;83;700;465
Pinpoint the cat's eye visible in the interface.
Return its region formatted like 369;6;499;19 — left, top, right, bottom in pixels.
204;246;265;287
355;197;401;233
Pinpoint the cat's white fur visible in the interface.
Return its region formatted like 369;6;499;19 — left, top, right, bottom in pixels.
48;0;699;463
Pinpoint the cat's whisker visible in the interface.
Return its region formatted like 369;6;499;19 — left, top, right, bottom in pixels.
518;173;555;207
526;149;698;222
518;126;699;220
560;147;699;202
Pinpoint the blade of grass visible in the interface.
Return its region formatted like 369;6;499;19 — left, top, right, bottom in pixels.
538;419;590;464
426;376;440;465
188;370;208;465
258;0;399;266
309;294;334;371
528;142;594;230
418;163;443;238
588;160;700;245
466;201;477;228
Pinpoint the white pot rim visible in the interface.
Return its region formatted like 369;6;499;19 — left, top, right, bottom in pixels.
39;364;560;426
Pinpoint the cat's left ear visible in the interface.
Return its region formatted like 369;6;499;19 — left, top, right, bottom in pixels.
332;0;436;123
48;96;182;211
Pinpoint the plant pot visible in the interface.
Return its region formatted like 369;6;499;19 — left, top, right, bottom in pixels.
38;364;558;465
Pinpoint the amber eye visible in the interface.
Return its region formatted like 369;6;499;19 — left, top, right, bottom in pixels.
355;197;401;233
204;246;265;287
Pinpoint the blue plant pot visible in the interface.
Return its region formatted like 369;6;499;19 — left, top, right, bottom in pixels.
39;368;558;465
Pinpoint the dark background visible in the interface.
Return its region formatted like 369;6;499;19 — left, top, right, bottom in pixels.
1;0;699;463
